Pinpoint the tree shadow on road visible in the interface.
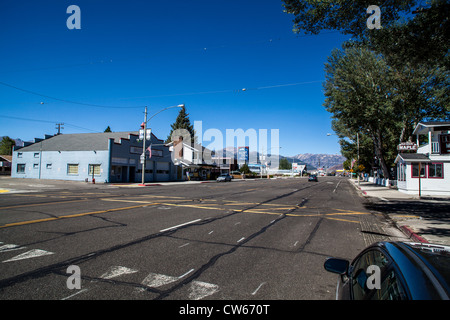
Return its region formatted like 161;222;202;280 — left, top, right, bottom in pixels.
363;199;450;242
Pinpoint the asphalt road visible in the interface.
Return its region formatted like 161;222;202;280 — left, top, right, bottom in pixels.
0;176;397;301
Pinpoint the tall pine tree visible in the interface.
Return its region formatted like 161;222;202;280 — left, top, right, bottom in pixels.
165;105;196;144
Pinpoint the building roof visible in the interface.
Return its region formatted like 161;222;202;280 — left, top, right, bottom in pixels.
0;155;12;162
14;132;139;152
413;121;450;135
395;153;431;163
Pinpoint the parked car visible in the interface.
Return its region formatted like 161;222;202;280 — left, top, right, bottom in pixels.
324;241;450;300
216;173;232;182
308;175;318;182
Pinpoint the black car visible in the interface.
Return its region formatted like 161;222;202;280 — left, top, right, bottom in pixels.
308;175;318;182
324;241;450;300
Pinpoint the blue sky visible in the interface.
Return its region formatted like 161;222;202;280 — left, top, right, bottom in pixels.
0;0;351;156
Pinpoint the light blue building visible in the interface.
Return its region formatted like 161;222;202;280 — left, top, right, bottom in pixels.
11;131;182;183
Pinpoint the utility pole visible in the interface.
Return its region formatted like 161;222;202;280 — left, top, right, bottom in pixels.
357;132;360;187
140;106;148;185
56;123;64;135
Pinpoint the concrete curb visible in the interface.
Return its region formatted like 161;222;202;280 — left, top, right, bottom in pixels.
399;225;429;243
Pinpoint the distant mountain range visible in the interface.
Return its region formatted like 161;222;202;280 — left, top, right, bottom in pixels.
289;153;346;170
216;147;345;171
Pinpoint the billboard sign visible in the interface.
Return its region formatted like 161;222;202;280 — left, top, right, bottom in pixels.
238;146;249;163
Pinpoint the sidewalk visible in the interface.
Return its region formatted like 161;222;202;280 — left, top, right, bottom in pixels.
349;178;450;246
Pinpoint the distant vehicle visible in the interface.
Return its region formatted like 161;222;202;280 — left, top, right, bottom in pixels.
216;173;232;182
308;175;318;182
324;241;450;300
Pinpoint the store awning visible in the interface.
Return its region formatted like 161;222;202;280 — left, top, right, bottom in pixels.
395;153;431;163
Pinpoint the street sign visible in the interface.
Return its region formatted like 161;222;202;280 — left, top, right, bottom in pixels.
139;129;151;140
398;142;417;151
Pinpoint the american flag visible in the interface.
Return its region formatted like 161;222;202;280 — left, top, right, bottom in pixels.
147;144;152;158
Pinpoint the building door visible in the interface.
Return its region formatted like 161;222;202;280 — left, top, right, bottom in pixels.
129;166;136;182
121;166;128;182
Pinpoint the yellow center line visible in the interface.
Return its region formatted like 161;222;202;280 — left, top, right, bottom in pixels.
325;217;360;223
0;199;91;210
0;203;159;229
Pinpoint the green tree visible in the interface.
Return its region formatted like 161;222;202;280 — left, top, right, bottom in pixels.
363;0;450;70
165;105;196;144
282;0;417;38
279;158;292;170
324;43;449;178
104;126;112;132
239;163;251;174
0;136;15;155
324;46;401;178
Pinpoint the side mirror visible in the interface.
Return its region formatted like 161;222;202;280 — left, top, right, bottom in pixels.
324;258;349;275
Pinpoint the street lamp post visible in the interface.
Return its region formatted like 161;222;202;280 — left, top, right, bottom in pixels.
140;106;148;186
139;104;185;186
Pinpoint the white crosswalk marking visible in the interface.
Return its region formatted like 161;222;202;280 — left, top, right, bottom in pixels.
189;281;219;300
2;249;54;263
100;266;138;279
0;244;25;253
141;272;179;288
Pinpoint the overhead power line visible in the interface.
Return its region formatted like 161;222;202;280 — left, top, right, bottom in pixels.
118;80;324;100
0;115;101;133
0;81;144;109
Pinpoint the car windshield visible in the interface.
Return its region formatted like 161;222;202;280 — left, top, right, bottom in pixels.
407;243;450;286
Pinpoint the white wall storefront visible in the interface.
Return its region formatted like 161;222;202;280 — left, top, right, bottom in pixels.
395;121;450;197
396;155;449;196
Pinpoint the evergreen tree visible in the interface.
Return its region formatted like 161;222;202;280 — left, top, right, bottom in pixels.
165;105;196;144
279;158;292;170
0;136;15;155
104;126;112;132
239;163;251;174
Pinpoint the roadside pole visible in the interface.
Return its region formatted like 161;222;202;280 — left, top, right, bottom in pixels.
140;106;148;186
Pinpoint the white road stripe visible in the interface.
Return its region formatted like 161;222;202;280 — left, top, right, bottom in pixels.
160;219;202;232
251;282;266;295
178;268;194;279
61;288;89;300
0;244;25;253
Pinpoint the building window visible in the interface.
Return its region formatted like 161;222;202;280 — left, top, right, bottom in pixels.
88;164;101;176
67;164;79;175
46;163;52;169
428;163;443;179
397;163;406;181
440;134;450;154
411;162;427;178
17;164;25;173
34;153;40;158
33;163;39;169
17;153;23;158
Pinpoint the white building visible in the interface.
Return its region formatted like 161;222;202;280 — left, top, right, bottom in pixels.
395;121;450;196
